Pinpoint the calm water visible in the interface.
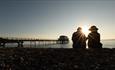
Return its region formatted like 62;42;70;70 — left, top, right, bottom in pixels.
4;39;115;48
101;39;115;48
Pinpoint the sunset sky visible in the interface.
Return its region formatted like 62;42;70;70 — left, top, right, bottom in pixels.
0;0;115;39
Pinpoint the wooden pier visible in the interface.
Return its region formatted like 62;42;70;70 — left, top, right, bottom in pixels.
0;36;69;47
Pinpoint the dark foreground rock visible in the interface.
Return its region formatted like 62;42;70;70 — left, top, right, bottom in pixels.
0;48;115;70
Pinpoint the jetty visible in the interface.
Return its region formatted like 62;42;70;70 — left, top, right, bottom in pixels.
0;35;69;47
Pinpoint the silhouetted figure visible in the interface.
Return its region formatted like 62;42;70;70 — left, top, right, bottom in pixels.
88;26;102;48
72;27;86;48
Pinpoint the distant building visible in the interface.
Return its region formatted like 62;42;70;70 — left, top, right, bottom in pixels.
57;35;69;44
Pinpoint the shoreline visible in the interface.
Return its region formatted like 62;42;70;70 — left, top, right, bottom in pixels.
0;48;115;70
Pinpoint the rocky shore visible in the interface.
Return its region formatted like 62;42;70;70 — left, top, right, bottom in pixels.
0;48;115;70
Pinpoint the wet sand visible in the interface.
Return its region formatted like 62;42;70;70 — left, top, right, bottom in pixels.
0;48;115;70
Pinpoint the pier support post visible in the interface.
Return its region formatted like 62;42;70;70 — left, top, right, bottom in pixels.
34;41;36;47
17;41;23;47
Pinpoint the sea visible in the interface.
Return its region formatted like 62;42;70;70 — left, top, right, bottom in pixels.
4;39;115;48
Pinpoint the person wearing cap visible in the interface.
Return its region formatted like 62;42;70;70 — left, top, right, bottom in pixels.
72;27;86;48
87;26;102;48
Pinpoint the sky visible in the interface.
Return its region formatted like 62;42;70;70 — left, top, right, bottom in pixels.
0;0;115;39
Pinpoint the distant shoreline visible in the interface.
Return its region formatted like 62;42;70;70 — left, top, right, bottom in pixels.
101;39;115;41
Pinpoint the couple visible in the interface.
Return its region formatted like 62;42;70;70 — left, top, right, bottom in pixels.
72;25;102;48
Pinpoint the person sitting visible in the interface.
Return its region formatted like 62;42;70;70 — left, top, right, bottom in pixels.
72;27;86;48
87;26;102;48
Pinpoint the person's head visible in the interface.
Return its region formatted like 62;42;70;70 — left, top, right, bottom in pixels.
77;27;82;31
89;26;98;32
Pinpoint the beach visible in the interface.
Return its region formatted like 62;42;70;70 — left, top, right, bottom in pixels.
0;48;115;70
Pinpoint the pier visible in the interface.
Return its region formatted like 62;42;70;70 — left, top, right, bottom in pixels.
0;36;69;47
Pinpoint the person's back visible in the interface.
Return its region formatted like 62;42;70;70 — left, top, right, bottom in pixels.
88;32;101;48
88;26;102;48
72;27;86;48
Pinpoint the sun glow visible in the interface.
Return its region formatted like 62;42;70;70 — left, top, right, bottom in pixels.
82;25;89;36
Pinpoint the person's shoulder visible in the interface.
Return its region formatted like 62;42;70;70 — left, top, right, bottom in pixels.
73;31;78;34
72;32;77;35
96;32;100;35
